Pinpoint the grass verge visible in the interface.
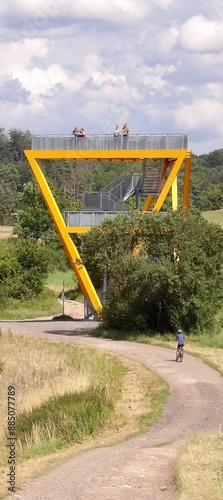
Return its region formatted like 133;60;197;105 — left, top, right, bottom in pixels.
175;434;223;500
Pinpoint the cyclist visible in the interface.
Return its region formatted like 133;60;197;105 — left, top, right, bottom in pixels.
176;328;185;356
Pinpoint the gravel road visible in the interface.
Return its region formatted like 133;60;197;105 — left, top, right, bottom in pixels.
1;318;223;500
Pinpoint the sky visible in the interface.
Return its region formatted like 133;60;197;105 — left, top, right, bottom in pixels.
1;0;223;155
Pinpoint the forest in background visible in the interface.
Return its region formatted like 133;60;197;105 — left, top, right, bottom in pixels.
1;127;223;227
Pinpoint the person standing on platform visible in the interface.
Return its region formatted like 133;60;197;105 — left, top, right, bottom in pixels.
122;122;130;149
76;127;86;149
113;124;121;149
78;127;85;137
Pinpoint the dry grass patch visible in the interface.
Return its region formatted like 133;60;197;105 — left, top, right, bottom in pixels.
0;332;91;421
185;345;223;375
0;331;124;464
0;226;13;239
176;434;223;500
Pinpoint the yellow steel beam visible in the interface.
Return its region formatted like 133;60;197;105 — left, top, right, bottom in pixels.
183;155;192;212
142;194;155;212
24;150;102;314
172;176;178;210
152;151;188;213
142;157;175;212
30;149;189;161
67;227;91;233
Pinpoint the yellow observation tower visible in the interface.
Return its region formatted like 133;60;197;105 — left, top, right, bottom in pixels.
25;133;192;318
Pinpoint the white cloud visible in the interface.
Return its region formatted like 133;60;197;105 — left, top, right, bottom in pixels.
13;64;67;96
178;15;223;52
174;98;223;137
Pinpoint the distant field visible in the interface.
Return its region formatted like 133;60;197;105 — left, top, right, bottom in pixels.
0;226;13;239
202;209;223;226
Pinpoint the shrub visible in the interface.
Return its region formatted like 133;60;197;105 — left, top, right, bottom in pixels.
0;238;49;299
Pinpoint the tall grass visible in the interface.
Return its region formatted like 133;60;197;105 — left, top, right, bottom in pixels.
0;331;125;465
16;387;113;458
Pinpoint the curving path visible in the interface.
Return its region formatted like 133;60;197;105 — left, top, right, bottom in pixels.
1;319;223;500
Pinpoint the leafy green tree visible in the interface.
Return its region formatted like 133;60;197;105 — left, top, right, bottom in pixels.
81;211;223;333
0;182;17;224
16;160;33;190
8;128;31;162
0;128;10;161
190;150;223;210
0;162;20;222
12;181;53;239
0;239;49;301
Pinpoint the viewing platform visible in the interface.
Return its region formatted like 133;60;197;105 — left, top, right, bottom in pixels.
31;133;189;151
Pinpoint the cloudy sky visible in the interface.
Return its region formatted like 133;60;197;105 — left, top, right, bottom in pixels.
1;0;223;155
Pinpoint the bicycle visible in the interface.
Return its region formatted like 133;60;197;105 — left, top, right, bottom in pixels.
176;346;184;362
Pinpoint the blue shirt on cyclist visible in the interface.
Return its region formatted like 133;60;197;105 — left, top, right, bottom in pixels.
176;329;185;347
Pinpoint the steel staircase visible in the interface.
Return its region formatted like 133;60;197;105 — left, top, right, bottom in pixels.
140;160;163;196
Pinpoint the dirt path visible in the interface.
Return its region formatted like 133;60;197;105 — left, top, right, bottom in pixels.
1;314;223;500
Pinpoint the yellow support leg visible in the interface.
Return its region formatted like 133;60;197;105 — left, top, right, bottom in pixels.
183;155;191;212
172;175;178;211
24;151;102;314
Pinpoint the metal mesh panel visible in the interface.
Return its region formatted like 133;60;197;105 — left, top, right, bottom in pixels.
48;136;62;149
63;210;167;231
82;192;126;211
64;211;129;227
62;136;76;149
83;193;102;210
31;134;189;150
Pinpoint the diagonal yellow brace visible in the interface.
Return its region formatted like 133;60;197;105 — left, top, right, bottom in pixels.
152;151;188;213
142;158;170;212
24;151;102;314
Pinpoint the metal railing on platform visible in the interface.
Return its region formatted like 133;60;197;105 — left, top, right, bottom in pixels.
32;133;189;150
63;211;129;227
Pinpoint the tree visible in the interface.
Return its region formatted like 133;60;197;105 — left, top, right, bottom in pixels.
0;128;10;161
8;128;31;162
0;238;49;301
81;211;223;333
0;162;20;223
12;181;53;239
